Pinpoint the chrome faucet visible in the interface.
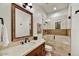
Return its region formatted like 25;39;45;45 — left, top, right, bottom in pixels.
25;38;30;43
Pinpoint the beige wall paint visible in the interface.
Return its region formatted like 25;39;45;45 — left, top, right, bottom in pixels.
32;4;47;39
0;3;11;42
71;3;79;56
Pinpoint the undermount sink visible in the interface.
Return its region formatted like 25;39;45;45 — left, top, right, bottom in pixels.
30;41;37;44
21;41;37;49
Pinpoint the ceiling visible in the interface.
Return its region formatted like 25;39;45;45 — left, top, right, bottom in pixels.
33;3;68;15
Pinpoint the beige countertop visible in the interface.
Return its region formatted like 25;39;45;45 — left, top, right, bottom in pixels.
0;39;45;56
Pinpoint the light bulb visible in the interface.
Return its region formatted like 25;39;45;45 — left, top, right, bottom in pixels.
54;7;56;10
28;3;32;6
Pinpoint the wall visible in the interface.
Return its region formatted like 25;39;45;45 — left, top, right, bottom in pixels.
43;9;68;29
71;3;79;56
0;3;11;42
32;4;47;39
43;29;68;36
42;8;71;37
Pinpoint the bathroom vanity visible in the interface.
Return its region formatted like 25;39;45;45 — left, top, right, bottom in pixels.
26;42;45;56
0;40;45;56
0;3;46;56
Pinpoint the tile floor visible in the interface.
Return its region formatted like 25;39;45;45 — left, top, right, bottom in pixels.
43;35;71;56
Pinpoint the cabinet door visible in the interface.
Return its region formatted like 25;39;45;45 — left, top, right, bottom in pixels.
41;43;46;56
35;43;45;56
26;43;45;56
26;50;37;56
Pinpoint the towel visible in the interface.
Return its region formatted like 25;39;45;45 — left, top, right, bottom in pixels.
0;23;2;42
1;24;9;47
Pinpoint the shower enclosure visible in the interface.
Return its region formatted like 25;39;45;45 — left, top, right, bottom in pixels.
42;9;71;55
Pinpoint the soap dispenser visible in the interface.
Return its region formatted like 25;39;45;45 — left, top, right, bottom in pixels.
34;36;37;40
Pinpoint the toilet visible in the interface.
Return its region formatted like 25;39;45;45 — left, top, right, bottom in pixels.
45;45;53;56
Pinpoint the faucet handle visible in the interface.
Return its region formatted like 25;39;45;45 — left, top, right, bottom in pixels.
34;36;37;40
28;39;30;42
20;41;24;45
25;39;27;43
25;38;29;43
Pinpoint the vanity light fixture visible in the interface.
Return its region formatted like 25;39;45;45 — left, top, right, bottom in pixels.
29;5;32;9
22;3;32;9
28;3;32;9
22;3;28;8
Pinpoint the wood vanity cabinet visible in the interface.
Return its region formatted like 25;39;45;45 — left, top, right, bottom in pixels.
26;43;46;56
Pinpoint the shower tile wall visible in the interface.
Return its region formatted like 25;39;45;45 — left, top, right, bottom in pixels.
43;35;71;56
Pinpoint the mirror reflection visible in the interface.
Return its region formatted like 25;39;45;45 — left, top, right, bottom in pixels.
12;3;33;41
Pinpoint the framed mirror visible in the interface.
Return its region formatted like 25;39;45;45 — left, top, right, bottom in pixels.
55;21;61;29
11;3;33;41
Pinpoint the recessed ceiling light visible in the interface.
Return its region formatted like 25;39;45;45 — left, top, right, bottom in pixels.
54;7;56;10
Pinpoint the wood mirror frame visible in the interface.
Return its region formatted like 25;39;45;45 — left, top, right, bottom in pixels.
11;3;33;42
